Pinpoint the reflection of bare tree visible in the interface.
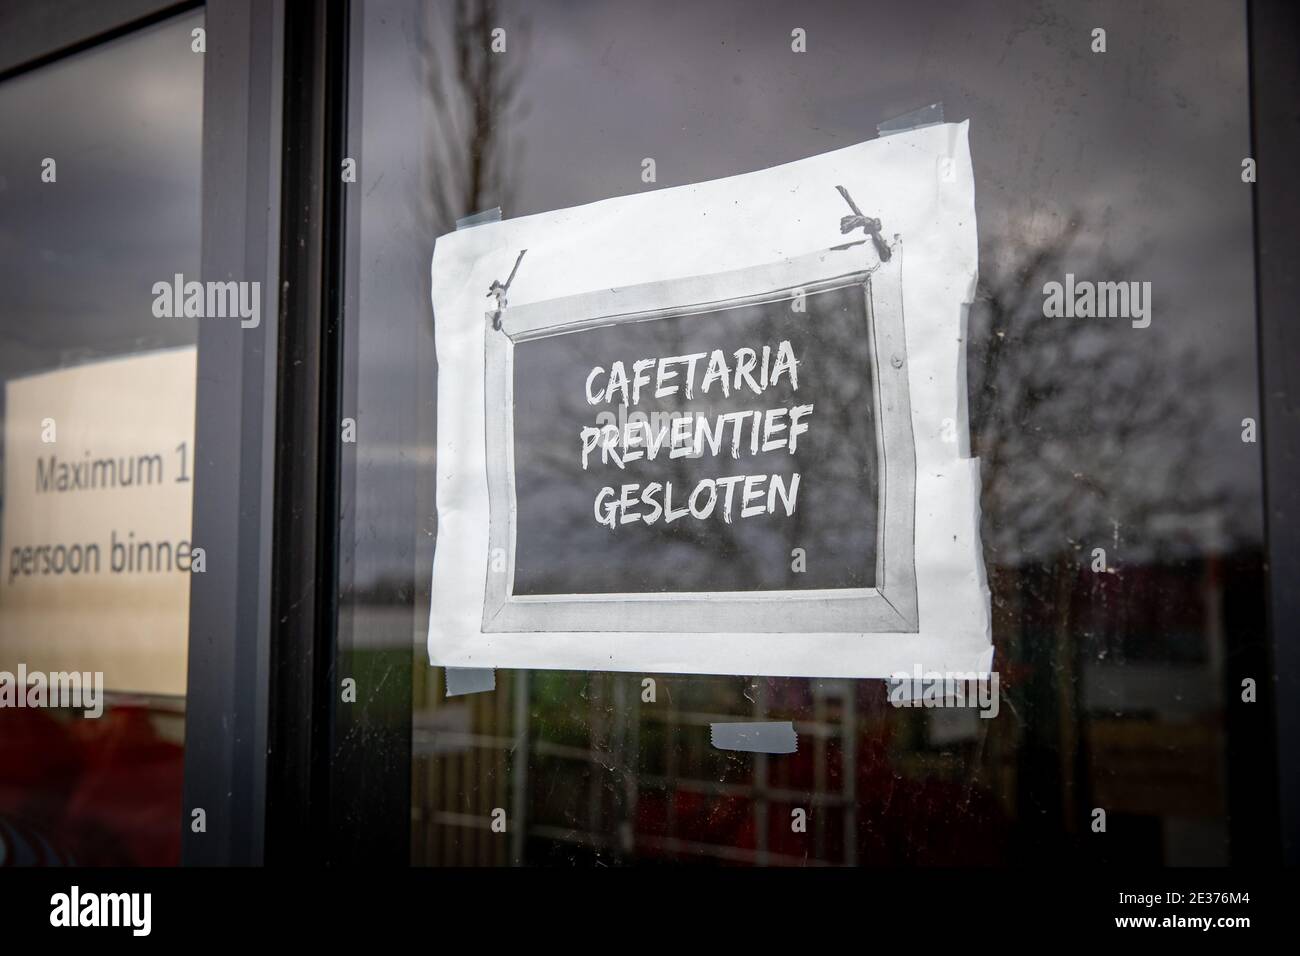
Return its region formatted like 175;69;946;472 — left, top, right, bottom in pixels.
966;221;1250;846
969;219;1232;565
422;0;531;234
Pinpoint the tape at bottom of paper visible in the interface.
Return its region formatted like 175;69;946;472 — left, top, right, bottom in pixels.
445;667;496;697
710;721;798;754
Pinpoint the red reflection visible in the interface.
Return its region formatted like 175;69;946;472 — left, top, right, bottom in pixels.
0;705;182;866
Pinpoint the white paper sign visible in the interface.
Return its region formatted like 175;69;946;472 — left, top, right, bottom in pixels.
428;123;990;678
0;348;197;695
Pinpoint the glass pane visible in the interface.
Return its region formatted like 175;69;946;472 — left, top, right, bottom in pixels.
0;11;204;865
341;0;1271;865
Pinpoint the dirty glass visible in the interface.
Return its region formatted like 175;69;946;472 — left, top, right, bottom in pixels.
340;0;1273;865
0;11;204;865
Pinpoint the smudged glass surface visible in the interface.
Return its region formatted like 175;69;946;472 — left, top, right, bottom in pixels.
340;0;1272;865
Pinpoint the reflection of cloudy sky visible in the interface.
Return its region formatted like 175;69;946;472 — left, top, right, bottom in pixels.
354;0;1261;589
0;12;202;528
0;12;203;382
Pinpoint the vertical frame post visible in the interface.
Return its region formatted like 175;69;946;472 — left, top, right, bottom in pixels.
1248;0;1300;866
182;0;284;866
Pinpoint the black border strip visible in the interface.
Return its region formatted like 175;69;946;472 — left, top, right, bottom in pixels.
264;0;349;865
1248;0;1300;866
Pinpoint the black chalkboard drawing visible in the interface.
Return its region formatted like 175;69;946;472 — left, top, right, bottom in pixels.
480;239;918;634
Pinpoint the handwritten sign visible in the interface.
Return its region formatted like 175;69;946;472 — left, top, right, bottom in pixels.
511;282;880;596
429;127;991;678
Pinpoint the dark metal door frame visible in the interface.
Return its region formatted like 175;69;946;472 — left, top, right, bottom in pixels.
264;0;350;866
1248;0;1300;867
185;0;352;867
180;0;285;866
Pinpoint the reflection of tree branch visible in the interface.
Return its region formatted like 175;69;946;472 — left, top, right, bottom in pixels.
970;218;1082;440
970;216;1238;563
421;0;530;236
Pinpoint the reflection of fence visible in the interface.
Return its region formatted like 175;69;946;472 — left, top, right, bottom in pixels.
408;555;1257;866
411;664;857;866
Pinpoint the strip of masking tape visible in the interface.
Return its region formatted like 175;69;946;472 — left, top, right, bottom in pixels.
456;207;503;228
445;667;496;698
876;101;945;137
710;721;798;754
441;208;505;700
